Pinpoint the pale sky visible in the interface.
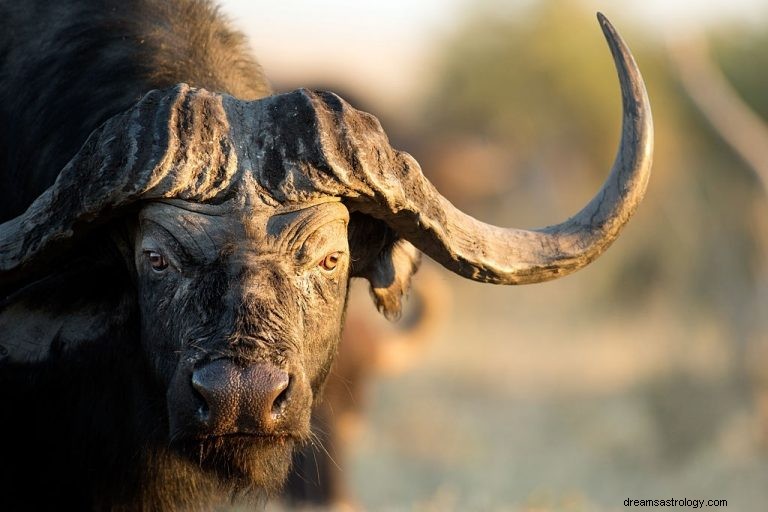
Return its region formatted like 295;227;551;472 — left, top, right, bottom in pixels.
219;0;768;108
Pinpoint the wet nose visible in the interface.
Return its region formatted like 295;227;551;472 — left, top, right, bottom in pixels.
191;360;291;434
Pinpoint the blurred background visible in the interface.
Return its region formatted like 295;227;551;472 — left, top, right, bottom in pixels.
220;0;768;510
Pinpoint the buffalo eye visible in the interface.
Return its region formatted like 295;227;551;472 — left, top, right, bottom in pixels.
319;252;342;272
144;250;168;271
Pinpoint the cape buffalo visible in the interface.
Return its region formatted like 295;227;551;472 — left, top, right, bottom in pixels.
0;0;653;510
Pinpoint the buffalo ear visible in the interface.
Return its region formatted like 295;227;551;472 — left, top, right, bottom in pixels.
348;214;421;321
0;238;136;365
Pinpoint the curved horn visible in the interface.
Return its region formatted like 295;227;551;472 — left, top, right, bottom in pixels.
1;14;651;290
0;84;237;290
342;13;653;284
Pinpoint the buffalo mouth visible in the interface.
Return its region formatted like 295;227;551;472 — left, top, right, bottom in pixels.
170;431;302;492
170;426;307;449
200;432;296;442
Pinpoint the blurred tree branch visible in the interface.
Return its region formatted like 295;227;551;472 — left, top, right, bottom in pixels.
669;34;768;193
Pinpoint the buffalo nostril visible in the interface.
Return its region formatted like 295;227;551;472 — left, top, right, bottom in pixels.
271;375;292;419
245;365;290;426
190;384;210;424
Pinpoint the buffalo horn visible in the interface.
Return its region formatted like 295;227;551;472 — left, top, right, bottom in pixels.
349;13;653;284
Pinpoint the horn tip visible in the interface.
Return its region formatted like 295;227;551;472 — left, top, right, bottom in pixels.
596;12;617;38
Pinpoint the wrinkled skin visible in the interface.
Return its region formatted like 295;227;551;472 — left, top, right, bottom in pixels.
135;198;350;479
0;82;424;511
0;191;410;510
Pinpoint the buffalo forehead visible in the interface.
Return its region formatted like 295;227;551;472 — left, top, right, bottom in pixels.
138;199;349;259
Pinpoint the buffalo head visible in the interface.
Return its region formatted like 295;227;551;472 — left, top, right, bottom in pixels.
0;14;652;494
